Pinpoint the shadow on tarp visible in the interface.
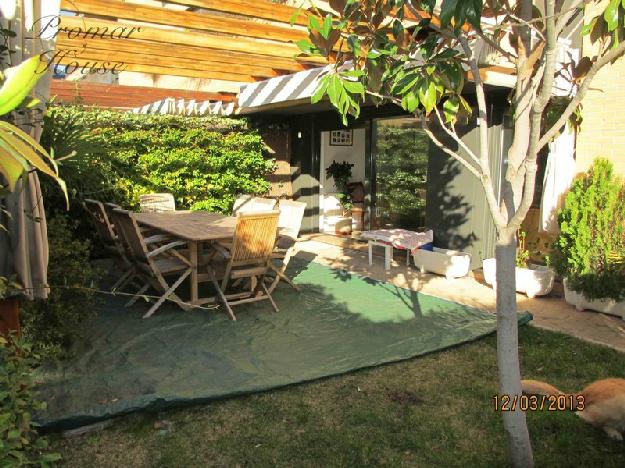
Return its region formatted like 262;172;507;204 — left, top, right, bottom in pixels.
36;253;532;431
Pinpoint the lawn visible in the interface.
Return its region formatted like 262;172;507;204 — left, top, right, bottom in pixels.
50;326;625;467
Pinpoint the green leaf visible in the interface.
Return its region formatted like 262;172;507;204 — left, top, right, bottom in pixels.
347;34;361;57
343;80;365;98
604;0;620;32
289;6;303;26
308;16;321;33
341;69;365;78
402;92;419;113
440;0;459;27
418;80;438;114
311;75;329;104
443;97;460;123
392;19;404;39
464;0;483;29
41;453;62;462
321;14;333;40
581;17;597;36
296;39;314;54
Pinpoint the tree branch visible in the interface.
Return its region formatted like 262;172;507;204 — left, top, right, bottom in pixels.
432;106;482;168
421;117;507;228
538;40;625;151
420;118;482;181
555;0;585;35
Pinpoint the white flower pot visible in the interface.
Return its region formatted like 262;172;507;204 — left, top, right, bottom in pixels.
482;258;555;298
413;248;471;280
563;279;625;320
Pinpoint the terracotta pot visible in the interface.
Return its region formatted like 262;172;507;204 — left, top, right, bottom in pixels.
0;298;21;338
335;217;352;235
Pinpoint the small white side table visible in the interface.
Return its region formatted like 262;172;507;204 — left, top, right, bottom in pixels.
367;240;411;271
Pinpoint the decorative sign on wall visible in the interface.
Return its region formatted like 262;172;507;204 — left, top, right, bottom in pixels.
329;129;353;146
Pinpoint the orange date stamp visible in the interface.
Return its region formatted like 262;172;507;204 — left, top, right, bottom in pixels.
493;394;585;412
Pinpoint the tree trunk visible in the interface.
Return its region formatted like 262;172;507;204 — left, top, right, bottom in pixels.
495;229;533;468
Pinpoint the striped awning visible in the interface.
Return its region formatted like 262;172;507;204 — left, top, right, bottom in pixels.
131;97;235;116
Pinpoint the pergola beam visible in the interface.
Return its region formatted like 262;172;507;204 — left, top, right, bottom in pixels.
58;16;326;63
54;43;283;79
60;0;308;43
161;0;310;27
55;36;311;73
55;54;255;82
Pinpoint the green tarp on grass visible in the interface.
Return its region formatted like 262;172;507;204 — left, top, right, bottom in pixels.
36;258;531;430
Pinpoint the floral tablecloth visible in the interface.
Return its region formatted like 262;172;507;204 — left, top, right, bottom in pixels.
362;229;434;254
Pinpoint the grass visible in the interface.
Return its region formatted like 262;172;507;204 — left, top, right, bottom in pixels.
50;326;625;467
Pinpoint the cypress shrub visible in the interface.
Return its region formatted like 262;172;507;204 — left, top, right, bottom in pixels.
552;158;625;301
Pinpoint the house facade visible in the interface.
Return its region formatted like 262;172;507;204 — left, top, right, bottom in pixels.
238;69;516;268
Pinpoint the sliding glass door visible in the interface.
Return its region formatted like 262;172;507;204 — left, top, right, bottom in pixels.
372;117;429;229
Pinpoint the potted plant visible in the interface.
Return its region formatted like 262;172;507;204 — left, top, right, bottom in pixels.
482;230;555;298
552;158;625;319
325;160;354;235
0;277;21;337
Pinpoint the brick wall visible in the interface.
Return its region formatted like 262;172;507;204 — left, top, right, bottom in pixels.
576;53;625;176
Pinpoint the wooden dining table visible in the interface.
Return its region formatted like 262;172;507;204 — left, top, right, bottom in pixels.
132;211;237;306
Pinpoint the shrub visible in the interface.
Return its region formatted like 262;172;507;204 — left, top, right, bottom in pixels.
552;158;625;301
0;336;61;466
20;216;100;359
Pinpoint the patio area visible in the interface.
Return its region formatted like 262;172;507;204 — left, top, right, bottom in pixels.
37;255;532;430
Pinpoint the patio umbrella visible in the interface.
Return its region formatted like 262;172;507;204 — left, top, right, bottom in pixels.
539;125;576;233
0;0;61;299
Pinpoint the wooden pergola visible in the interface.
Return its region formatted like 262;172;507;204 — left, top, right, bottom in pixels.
52;1;514;112
52;0;324;109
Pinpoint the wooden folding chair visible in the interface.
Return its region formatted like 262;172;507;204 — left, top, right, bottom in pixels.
268;199;307;293
205;211;280;320
139;193;176;213
83;199;136;292
110;209;193;318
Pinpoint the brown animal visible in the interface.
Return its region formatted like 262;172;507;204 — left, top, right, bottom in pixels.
522;378;625;440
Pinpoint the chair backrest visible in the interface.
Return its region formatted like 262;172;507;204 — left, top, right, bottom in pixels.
229;211;279;266
232;194;253;214
232;195;277;215
277;199;307;240
109;209;151;266
139;193;175;213
84;199;117;245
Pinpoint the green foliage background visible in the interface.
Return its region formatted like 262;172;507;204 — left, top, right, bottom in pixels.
20;216;100;359
40;106;274;214
374;120;428;229
552;158;625;301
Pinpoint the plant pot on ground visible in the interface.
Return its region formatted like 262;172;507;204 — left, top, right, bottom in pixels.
325;160;354;235
0;277;21;337
482;231;555;298
552;158;625;319
0;297;20;337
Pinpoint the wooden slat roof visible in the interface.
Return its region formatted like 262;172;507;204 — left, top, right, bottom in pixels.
56;0;320;95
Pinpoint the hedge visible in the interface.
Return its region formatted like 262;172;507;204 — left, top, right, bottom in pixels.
40;106;275;214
